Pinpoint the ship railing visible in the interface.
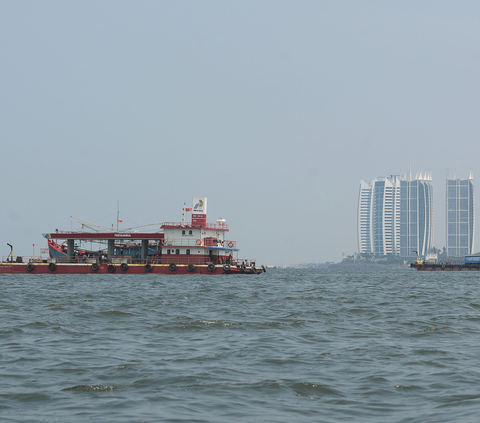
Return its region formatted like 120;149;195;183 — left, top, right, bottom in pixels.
161;222;229;230
437;260;467;265
162;238;237;248
80;256;160;265
1;255;257;267
2;255;43;263
235;259;258;266
148;257;256;266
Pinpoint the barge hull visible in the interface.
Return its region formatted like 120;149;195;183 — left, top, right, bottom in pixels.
0;263;263;275
410;264;480;271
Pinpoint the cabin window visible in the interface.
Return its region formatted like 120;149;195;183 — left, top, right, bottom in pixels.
186;249;190;255
175;249;180;254
189;230;193;235
167;249;170;254
182;230;185;235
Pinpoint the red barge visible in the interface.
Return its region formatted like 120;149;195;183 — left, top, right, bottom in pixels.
0;197;265;275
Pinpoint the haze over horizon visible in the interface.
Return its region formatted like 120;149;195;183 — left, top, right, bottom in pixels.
2;1;480;265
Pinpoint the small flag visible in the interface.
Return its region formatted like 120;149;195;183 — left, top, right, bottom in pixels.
185;207;192;212
118;220;123;223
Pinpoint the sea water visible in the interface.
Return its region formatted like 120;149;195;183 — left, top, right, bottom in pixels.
1;268;480;422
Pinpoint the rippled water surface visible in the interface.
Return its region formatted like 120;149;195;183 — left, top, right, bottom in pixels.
2;268;480;422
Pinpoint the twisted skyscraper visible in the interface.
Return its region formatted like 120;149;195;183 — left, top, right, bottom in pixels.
358;170;434;257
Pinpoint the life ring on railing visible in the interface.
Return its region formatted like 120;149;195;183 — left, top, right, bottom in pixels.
196;239;202;246
223;264;231;272
26;263;34;272
227;242;234;248
207;264;215;272
187;264;195;272
120;263;128;272
161;238;167;245
169;263;177;272
48;263;56;272
107;264;116;273
145;264;152;272
91;263;99;272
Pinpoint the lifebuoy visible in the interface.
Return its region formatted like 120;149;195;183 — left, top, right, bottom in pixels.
107;264;116;273
169;263;177;272
145;264;152;272
251;265;257;274
48;262;56;272
207;264;215;272
26;263;34;272
120;263;128;271
196;239;202;246
262;265;266;273
161;238;167;245
187;264;195;272
228;242;234;248
91;263;99;272
223;264;231;272
219;240;224;247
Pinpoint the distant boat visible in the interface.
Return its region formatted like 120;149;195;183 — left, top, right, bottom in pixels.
410;254;480;271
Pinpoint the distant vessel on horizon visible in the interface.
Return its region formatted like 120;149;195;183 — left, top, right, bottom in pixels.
410;253;480;271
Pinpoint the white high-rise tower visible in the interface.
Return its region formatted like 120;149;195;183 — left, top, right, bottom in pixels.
446;170;474;256
357;176;401;255
399;170;434;257
358;170;434;257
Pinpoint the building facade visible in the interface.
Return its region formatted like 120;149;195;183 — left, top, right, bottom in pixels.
357;176;401;256
358;171;434;257
358;180;373;254
446;171;474;257
399;171;434;257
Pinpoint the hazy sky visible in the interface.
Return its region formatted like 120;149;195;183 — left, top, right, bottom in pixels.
2;1;480;265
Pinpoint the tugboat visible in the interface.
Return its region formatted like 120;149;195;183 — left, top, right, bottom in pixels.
0;197;265;275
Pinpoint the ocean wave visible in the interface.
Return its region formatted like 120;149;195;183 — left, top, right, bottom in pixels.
63;384;126;392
